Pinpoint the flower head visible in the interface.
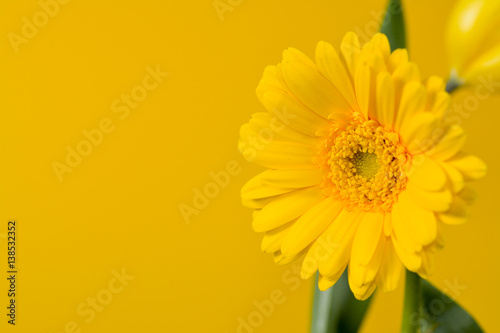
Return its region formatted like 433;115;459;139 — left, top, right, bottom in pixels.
239;32;486;300
446;0;500;85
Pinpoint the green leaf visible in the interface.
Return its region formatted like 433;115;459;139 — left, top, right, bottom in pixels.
311;270;373;333
380;0;407;51
420;279;484;333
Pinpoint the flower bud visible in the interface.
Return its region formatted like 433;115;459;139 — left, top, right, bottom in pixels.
446;0;500;86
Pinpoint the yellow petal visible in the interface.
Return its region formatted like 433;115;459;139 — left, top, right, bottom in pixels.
367;50;388;76
387;48;409;73
260;169;324;189
315;41;358;112
354;62;371;120
418;248;435;278
349;229;385;297
318;271;345;291
349;267;377;301
424;76;448;118
301;245;321;279
391;202;422;253
407;182;452;213
375;238;402;292
394;81;426;131
281;197;343;257
241;196;274;209
447;152;487;180
393;61;421;82
430;125;466;161
437;195;469;225
273;249;306;265
354;64;370;120
256;65;287;104
391;232;422;272
431;91;451;118
375;71;396;127
261;89;331;137
392;62;421;118
339;31;361;78
241;172;295;199
301;226;347;280
432;223;446;251
397;191;437;246
245;112;321;147
238;139;316;169
318;211;363;277
425;76;446;101
350;212;384;265
370;33;391;61
285;47;317;69
400;112;441;155
408;155;447;191
261;222;294;253
458;186;478;205
383;213;392;237
281;48;351;122
438;160;465;193
252;187;325;232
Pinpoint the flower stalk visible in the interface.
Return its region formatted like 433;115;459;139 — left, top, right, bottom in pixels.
401;270;422;333
445;69;464;93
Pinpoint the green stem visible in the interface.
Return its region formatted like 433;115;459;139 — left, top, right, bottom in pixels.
310;270;373;333
401;270;421;333
445;78;461;93
311;274;336;333
445;69;464;93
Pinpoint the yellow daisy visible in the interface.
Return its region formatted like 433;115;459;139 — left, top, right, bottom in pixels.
238;32;487;300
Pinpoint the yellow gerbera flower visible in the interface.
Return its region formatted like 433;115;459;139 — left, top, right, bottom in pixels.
239;32;487;300
446;0;500;85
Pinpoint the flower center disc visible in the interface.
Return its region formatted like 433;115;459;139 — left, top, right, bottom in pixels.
351;152;379;179
327;119;410;212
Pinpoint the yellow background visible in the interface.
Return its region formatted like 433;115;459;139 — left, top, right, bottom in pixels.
1;0;499;332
